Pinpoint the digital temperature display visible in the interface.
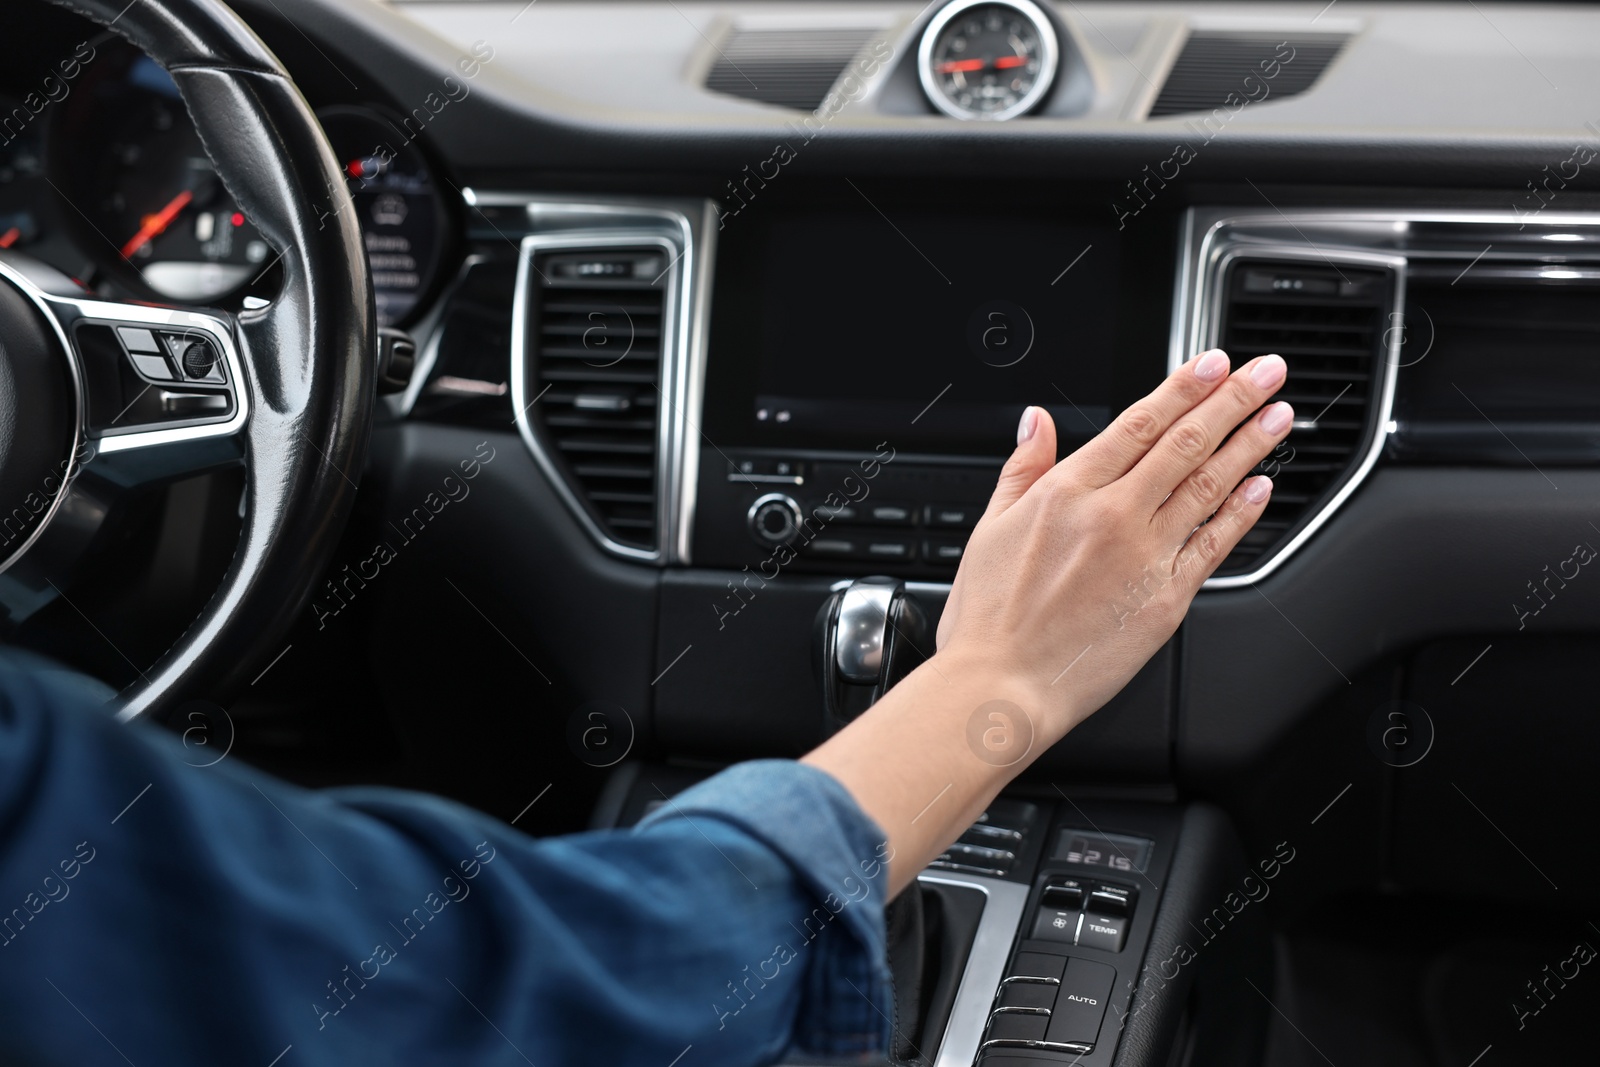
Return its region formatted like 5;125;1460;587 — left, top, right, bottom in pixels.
1054;830;1152;873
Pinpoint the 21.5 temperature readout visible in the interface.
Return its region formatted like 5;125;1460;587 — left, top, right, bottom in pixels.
1054;830;1153;873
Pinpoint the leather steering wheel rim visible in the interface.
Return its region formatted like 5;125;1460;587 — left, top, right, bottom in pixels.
47;0;375;722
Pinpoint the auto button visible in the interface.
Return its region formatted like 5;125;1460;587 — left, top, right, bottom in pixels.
1046;958;1115;1050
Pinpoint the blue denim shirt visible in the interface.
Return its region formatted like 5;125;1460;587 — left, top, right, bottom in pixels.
0;658;894;1066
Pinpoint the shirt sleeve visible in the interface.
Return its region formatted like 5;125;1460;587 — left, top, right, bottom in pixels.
0;655;895;1067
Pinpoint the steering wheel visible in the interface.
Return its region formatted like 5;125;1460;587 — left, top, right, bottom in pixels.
0;0;373;720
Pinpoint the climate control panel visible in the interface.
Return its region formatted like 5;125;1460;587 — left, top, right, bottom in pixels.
692;448;1001;577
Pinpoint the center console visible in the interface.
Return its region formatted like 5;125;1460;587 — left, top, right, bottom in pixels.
596;764;1252;1067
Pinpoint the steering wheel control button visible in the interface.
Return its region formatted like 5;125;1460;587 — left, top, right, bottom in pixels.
130;353;178;382
177;337;224;383
747;493;803;546
115;326;178;381
160;332;223;383
1077;912;1129;952
1031;907;1082;944
1007;952;1067;983
1046;958;1115;1050
116;326;160;352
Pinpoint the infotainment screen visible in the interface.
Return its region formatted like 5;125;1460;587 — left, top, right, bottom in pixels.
746;210;1120;452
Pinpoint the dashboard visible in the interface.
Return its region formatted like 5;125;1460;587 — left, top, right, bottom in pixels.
11;0;1600;851
8;3;1600;1062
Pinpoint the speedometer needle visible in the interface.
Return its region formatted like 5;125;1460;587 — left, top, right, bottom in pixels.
937;55;1028;74
120;189;193;259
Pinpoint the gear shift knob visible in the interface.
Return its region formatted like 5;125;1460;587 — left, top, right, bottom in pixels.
814;576;933;729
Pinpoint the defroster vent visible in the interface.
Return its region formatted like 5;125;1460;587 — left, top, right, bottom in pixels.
1148;32;1348;118
704;27;877;111
1213;260;1394;576
524;249;668;553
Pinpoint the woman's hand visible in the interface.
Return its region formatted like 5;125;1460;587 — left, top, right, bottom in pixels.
804;349;1291;893
936;348;1292;741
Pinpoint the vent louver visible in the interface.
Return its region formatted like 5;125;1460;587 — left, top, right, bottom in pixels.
704;27;875;111
1212;260;1392;576
1148;32;1348;118
526;249;667;553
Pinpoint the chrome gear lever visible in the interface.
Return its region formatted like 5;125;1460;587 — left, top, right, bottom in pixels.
813;576;933;729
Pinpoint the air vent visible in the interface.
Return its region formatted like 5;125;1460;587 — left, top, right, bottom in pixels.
1212;260;1392;576
1148;32;1348;118
704;27;876;111
525;249;667;553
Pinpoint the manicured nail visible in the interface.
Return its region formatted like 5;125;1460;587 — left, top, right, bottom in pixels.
1243;475;1273;504
1017;406;1039;445
1260;401;1294;435
1193;349;1229;382
1250;354;1287;388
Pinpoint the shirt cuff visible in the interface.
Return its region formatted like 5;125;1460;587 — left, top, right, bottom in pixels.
638;759;895;1061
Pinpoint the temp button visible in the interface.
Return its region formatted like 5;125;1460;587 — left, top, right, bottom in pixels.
1078;912;1129;953
1046;958;1115;1050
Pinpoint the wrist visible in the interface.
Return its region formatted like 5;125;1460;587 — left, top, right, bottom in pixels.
917;644;1086;759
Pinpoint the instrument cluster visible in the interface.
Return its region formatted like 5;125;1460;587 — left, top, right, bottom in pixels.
0;35;453;327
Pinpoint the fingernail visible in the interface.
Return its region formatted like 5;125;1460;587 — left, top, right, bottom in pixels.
1193;349;1229;382
1244;475;1273;504
1017;406;1038;445
1260;401;1293;435
1250;354;1287;388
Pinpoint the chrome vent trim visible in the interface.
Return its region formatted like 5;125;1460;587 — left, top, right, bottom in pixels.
488;195;716;566
1178;209;1600;587
1174;209;1404;589
525;242;670;553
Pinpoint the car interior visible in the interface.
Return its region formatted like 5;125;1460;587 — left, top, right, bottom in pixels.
4;0;1599;1063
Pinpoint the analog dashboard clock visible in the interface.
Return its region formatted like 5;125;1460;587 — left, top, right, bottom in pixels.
917;0;1061;121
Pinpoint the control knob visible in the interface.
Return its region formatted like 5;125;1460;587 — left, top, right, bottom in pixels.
747;492;803;546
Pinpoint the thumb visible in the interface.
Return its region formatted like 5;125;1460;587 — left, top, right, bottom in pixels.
984;405;1057;519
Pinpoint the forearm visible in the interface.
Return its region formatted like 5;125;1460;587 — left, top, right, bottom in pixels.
802;647;1072;895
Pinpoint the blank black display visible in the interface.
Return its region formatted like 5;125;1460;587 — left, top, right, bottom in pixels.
753;211;1120;451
